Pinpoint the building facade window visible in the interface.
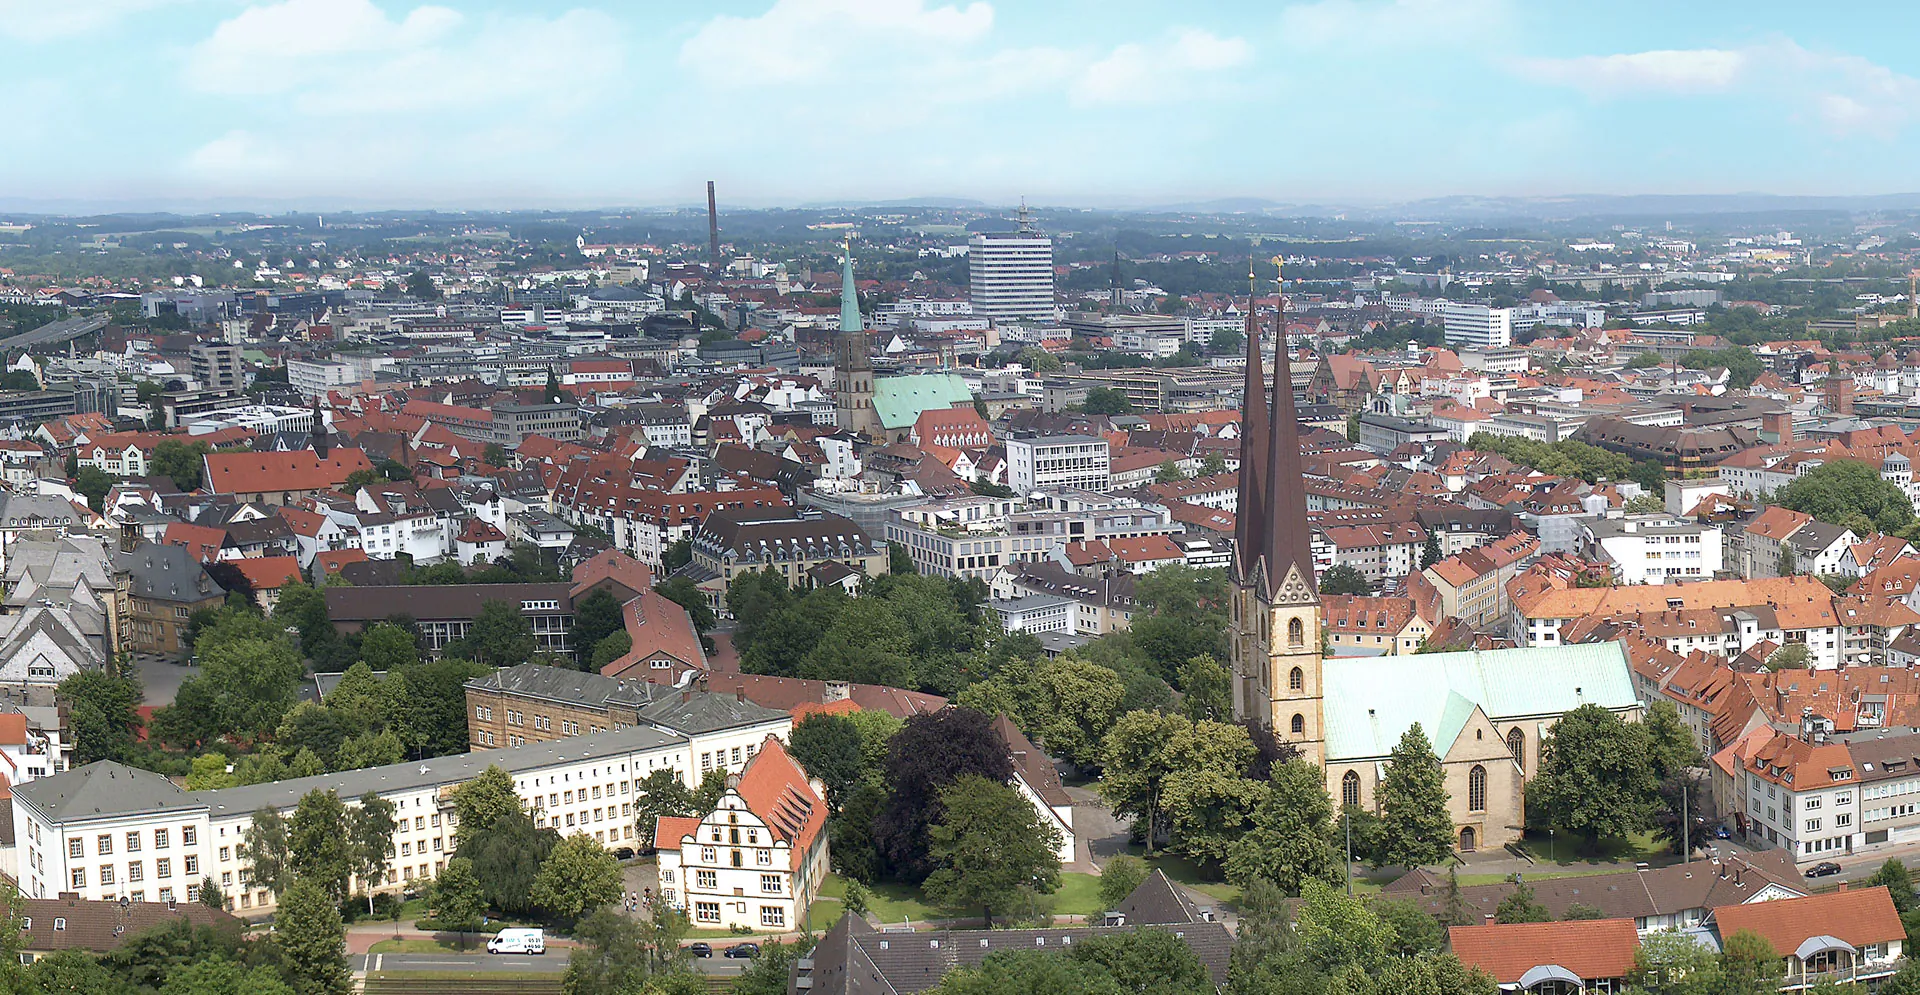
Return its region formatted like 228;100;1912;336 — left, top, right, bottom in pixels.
1506;727;1525;771
1341;770;1360;808
1289;667;1303;691
1468;765;1487;812
1290;713;1305;735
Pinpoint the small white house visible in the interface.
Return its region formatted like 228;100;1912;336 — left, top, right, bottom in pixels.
655;737;828;932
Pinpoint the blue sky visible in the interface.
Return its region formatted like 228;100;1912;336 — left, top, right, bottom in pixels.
5;0;1920;209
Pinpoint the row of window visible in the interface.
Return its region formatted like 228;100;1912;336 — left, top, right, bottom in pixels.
69;855;194;889
691;902;786;927
69;827;192;859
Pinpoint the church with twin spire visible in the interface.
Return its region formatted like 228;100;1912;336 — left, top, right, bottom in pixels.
1228;277;1641;851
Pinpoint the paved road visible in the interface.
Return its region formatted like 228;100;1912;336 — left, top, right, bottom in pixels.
6;314;107;349
355;952;566;974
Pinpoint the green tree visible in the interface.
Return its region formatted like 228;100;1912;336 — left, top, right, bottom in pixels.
349;793;398;911
1373;723;1454;869
1027;658;1127;769
358;623;419;672
632;769;697;849
467;600;536;665
923;775;1063;926
1679;347;1765;389
1019;346;1062;373
789;713;865;810
199;877;224;910
1563;902;1605;920
530;834;624;927
483;442;510;467
1070;928;1214;995
452;766;522;837
336;729;405;770
27;950;121;994
74;466;113;512
1630;928;1726;995
458;807;558;917
1778;545;1799;577
1778;459;1916;534
430;856;487;951
1624;493;1666;514
1225;759;1337;895
1155;459;1186;484
390;657;490;757
406;269;439;300
1201;452;1228;476
57;671;143;764
151;439;212;491
1176;655;1232;722
1317;564;1372;596
1374;897;1445;956
732;936;817;995
1081;387;1134;415
1346;410;1361;442
876;707;1014;880
1494;878;1551;923
1438;865;1475;926
168;611;303;742
1767;643;1812;671
726;569;795;661
1294;879;1392;972
1530;703;1659;848
571;589;626;665
654;575;716;633
241;808;292;896
1101;712;1253;857
1097;854;1148;912
1163;767;1268;868
1626;351;1664;368
562;902;693;995
1870;858;1917;914
589;632;632;669
287;789;356;901
160;958;296;995
275;877;350;995
1644;699;1703;779
1720;929;1784;995
1420;533;1442;570
831;784;887;883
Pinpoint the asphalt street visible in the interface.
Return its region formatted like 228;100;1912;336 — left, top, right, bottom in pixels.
352;951;750;977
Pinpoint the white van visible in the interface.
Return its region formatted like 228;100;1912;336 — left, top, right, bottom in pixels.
487;928;546;955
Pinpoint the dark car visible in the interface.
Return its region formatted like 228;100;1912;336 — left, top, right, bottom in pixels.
1713;825;1732;840
725;943;760;959
688;942;712;958
1806;861;1843;878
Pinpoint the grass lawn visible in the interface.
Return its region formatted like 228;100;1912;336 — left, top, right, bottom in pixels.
1456;865;1627;887
370;939;482;954
814;872;1103;926
1050;873;1101;917
807;896;846;932
1519;828;1667;868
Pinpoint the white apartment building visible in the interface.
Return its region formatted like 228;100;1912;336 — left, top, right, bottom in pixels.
286;359;355;399
1006;436;1110;494
968;232;1055;320
13;724;756;917
1580;515;1724;585
654;738;827;933
1441;303;1513;350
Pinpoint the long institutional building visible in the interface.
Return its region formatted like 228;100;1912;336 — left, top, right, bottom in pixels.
12;668;789;916
1227;297;1640;852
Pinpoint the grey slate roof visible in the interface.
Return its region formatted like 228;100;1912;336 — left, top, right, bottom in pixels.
633;689;789;735
1112;869;1209;926
15;761;191;823
466;662;657;710
118;543;224;604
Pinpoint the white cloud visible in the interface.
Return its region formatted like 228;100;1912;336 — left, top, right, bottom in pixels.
680;0;994;86
1278;0;1506;48
188;0;463;95
1514;40;1920;136
0;0;179;42
186;130;290;176
183;1;617;115
1072;29;1251;106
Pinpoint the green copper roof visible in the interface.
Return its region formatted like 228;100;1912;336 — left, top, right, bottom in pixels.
1322;641;1636;762
841;246;862;334
870;374;973;430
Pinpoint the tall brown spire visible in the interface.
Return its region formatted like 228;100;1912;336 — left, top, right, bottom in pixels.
1263;257;1316;598
1234;260;1269;587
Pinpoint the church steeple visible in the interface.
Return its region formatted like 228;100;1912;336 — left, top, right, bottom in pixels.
840;237;863;335
310;396;329;459
1234;262;1269;589
1263;257;1316;599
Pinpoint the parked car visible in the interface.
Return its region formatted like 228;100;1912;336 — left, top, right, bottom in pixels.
1806;861;1843;878
1713;825;1732;840
688;942;712;958
725;943;760;959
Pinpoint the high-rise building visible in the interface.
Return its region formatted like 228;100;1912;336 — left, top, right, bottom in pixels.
1441;303;1513;350
968;206;1054;320
833;242;881;438
190;343;241;393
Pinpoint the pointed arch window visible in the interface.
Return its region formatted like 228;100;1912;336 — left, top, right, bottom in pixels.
1290;713;1305;735
1506;727;1526;771
1341;770;1360;808
1288;667;1304;692
1287;617;1304;648
1468;765;1487;813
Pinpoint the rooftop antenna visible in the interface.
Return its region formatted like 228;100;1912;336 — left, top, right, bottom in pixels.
1016;198;1034;234
707;181;721;273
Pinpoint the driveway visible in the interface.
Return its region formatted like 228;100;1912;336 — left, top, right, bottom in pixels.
1067;785;1128;873
131;652;197;706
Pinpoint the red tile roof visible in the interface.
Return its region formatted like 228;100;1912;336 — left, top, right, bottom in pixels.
162;522;225;563
205;449;373;495
733;737;827;871
228;555;303;590
314;549;370;576
601;591;706;678
1712;887;1903;956
1448;919;1640;984
654;815;701;849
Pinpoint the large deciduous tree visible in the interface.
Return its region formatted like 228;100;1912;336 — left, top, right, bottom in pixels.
875;707;1013;880
530;834;624;927
275;878;350;995
1530;703;1658;847
922;775;1062;927
788;713;865;811
1224;758;1338;895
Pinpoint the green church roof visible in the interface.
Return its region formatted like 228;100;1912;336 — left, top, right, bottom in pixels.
1321;641;1636;762
870;374;973;431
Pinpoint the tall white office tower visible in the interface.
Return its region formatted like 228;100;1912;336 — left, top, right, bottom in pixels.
968;203;1055;320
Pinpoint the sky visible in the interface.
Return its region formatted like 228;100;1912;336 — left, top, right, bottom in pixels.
6;0;1920;211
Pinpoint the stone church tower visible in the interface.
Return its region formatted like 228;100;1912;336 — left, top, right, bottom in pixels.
833;239;882;438
1229;265;1325;764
